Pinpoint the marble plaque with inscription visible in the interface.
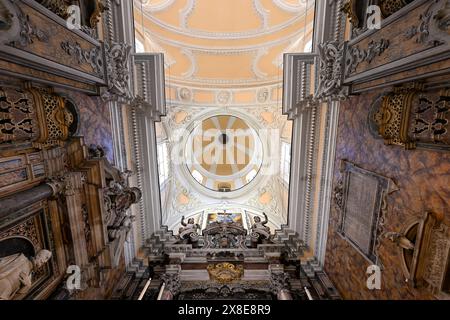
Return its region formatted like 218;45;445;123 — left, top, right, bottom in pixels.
338;161;397;263
342;172;378;255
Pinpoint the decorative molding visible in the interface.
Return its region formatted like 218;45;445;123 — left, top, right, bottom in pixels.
0;215;40;248
253;0;269;30
180;48;196;78
252;48;269;79
274;0;310;13
102;41;133;100
246;179;282;218
0;86;76;149
404;0;450;46
269;265;290;296
14;10;49;47
315;41;349;100
345;39;390;76
60;41;104;75
177;87;193;102
136;0;309;39
145;26;311;52
216;91;232;104
207;263;244;284
179;0;195;30
137;0;176;12
133;53;166;118
257;87;270;103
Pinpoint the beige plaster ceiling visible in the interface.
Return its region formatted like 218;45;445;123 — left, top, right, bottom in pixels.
134;0;316;89
186;115;263;192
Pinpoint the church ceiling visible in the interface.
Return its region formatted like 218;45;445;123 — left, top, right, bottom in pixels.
134;0;315;89
135;0;311;228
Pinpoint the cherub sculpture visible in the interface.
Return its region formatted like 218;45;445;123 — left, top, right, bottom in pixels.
251;213;271;240
178;216;200;241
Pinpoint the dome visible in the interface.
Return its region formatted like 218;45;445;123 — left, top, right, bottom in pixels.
185;115;263;192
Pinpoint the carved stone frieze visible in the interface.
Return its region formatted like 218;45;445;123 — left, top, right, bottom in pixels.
102;42;133;101
0;87;39;144
345;39;390;76
37;89;74;148
404;0;450;46
333;178;344;217
315;41;349;100
60;41;104;75
409;90;450;146
8;9;49;47
18;16;44;44
202;221;248;249
423;221;450;296
374;85;419;149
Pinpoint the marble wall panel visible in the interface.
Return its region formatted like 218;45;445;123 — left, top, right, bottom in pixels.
55;89;114;163
324;90;450;299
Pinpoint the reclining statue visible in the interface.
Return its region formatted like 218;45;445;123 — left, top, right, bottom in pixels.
0;249;52;300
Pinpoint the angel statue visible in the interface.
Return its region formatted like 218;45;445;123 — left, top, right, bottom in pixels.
251;212;271;241
178;216;200;241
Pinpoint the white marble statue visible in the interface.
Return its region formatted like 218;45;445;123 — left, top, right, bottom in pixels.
252;213;270;233
178;216;200;240
0;249;52;300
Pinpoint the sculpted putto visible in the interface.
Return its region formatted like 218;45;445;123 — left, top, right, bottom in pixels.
0;250;52;300
178;216;200;239
251;213;271;240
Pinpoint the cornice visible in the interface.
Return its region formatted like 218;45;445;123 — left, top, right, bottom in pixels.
167;74;283;87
